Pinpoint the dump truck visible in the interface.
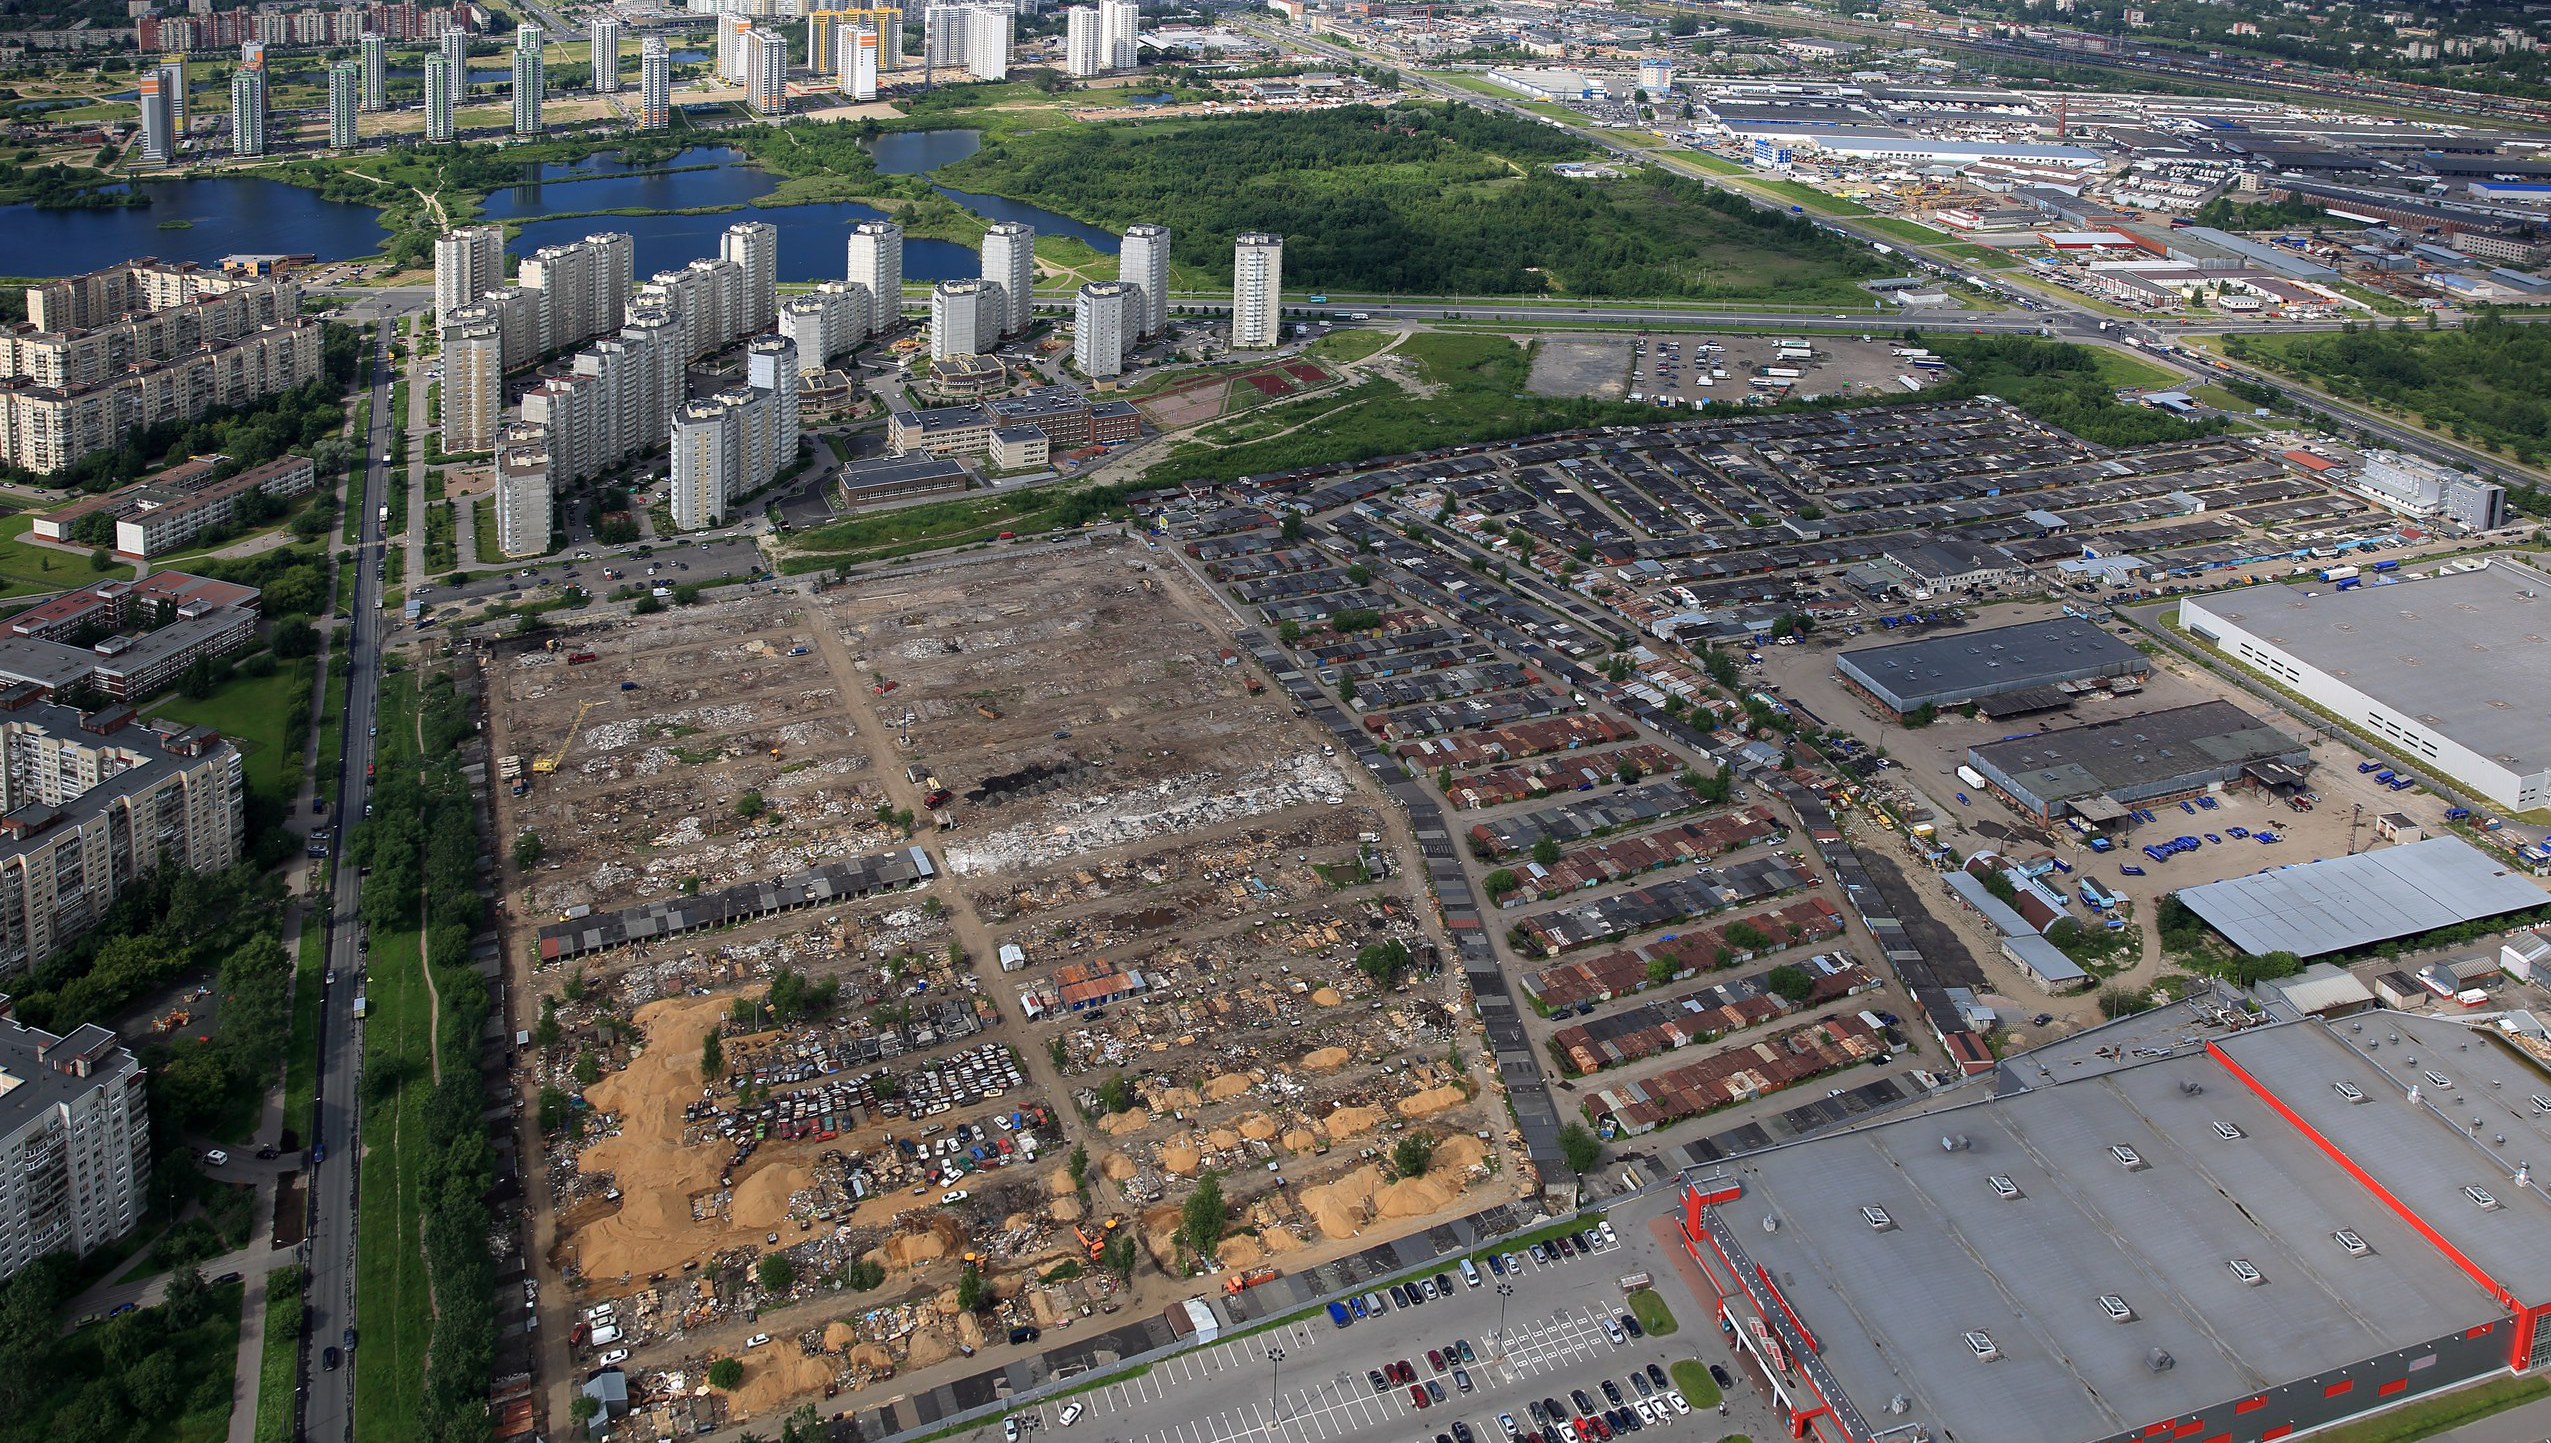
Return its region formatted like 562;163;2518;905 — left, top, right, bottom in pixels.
1224;1266;1279;1296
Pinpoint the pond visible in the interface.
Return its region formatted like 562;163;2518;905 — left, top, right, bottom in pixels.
475;146;777;220
866;129;981;174
0;176;383;274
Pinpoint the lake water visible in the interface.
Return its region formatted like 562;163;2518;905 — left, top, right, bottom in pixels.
477;146;777;220
867;129;980;174
0;176;383;274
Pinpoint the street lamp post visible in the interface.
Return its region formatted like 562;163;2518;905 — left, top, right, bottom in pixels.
1265;1345;1287;1442
1492;1282;1516;1361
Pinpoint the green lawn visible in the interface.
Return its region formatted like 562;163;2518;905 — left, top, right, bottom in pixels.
1625;1287;1679;1337
0;512;108;596
1744;178;1872;216
147;659;317;807
254;1266;306;1443
1307;328;1396;366
2085;346;2183;389
470;497;501;568
2299;1374;2548;1443
1941;244;2021;269
1669;150;1753;176
1669;1360;1721;1410
1859;217;1950;246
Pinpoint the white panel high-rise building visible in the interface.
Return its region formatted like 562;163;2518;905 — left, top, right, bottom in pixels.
1063;6;1102;76
359;32;386;110
434;225;505;324
493;427;554;558
926;3;1008;80
328;60;361;148
590;14;623;92
1118;222;1169;338
0;1015;152;1284
1099;0;1137;69
423;52;455;141
639;35;671;128
720;14;754;83
137;66;177;164
841;26;879;99
746;335;801;477
512;24;544;135
518;231;634;356
229;56;268;156
1073;280;1132;379
722;220;779;338
669;397;742;532
522;373;602;483
620;305;686;439
440;306;505;452
930;279;990;361
979;221;1034;339
745;27;788;114
1230;232;1282;349
780;283;871;368
441;27;468;105
847;221;904;329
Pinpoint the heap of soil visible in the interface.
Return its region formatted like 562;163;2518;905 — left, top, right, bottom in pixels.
1311;987;1344;1006
1207;1127;1241;1150
1238;1114;1278;1141
1398;1086;1465;1118
1155;1086;1204;1112
1048;1170;1079;1197
1100;1151;1138;1180
1051;1195;1085;1222
1220;1234;1266;1267
1324;1104;1383;1139
1160;1142;1202;1175
823;1322;858;1352
1301;1047;1351;1072
1203;1073;1253;1101
1282;1128;1320;1153
1098;1108;1151;1136
728;1350;837;1418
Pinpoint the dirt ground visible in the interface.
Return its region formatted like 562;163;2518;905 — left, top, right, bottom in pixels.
1525;331;1946;409
490;544;1527;1421
1526;340;1631;400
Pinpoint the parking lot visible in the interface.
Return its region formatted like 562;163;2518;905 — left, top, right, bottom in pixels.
1016;1229;1715;1443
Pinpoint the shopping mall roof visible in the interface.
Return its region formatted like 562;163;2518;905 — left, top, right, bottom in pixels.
1834;616;2147;713
2174;835;2546;958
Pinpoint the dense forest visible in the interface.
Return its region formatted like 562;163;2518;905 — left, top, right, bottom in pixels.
2231;314;2551;465
936;103;1883;298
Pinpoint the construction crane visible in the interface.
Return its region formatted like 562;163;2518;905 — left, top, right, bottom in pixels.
531;701;598;774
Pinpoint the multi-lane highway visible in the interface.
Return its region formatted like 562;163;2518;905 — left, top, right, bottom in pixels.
294;304;400;1443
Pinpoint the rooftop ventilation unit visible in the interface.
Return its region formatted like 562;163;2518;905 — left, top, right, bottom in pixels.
2211;1121;2244;1140
2146;1349;2175;1374
2335;1082;2368;1103
2335;1229;2371;1257
2110;1144;2146;1171
2178;1079;2205;1096
1988;1174;2022;1200
1862;1205;1897;1232
2098;1295;2134;1323
1940;1134;1971;1152
1965;1331;1999;1362
2466;1186;2501;1211
2228;1259;2264;1286
2424;1070;2454;1089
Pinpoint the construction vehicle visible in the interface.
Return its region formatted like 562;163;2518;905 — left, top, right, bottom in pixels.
1224;1266;1279;1296
531;701;598;774
1070;1217;1123;1259
976;703;1001;720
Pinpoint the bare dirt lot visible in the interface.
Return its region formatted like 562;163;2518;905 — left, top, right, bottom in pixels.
488;547;1530;1422
1526;331;1949;410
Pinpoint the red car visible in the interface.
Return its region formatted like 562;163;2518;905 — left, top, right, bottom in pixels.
1410;1386;1430;1410
1427;1350;1446;1373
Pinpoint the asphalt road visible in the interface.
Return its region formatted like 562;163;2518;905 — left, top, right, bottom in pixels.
297;311;399;1443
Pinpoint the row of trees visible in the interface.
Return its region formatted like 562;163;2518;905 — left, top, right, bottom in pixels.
2230;313;2551;466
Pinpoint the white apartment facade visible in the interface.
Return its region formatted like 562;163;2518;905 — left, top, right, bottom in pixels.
1231;232;1282;349
0;1016;151;1284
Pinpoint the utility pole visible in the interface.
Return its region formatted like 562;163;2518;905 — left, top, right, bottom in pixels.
2349;802;2363;855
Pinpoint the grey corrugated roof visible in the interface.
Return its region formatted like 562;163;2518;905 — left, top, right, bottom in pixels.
2176;836;2546;958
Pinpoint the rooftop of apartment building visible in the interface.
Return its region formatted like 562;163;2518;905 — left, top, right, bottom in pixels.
0;1009;134;1135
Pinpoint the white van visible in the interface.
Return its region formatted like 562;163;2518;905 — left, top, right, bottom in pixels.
1459;1258;1482;1289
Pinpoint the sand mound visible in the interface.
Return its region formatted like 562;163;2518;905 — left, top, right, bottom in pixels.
567;994;768;1282
955;1312;984;1350
1300;1166;1379;1240
732;1160;812;1228
1435;1135;1488;1172
1239;1114;1278;1141
849;1342;893;1371
1203;1073;1253;1101
1100;1151;1137;1180
1261;1226;1304;1254
1324;1104;1383;1140
1219;1234;1265;1267
1282;1128;1319;1153
1311;987;1344;1007
823;1321;857;1352
1207;1128;1241;1150
1374;1174;1460;1218
1398;1086;1466;1119
1098;1108;1151;1136
1049;1170;1080;1196
728;1348;837;1419
1051;1194;1084;1222
879;1229;949;1269
1160;1142;1201;1175
905;1328;953;1370
1155;1086;1203;1112
1301;1047;1351;1072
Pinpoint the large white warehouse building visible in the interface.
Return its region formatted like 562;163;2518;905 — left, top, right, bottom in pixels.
2180;561;2551;812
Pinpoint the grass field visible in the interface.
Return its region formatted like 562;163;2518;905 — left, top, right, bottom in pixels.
147;660;317;808
353;676;434;1443
1858;216;1950;245
1743;178;1872;216
2301;1374;2548;1443
1307;329;1395;366
1941;244;2021;269
781;488;1110;572
253;1266;306;1443
1668;1361;1720;1410
2084;347;2183;390
0;513;104;596
1668;150;1752;176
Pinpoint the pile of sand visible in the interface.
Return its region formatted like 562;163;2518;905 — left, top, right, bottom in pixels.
1051;1194;1085;1222
1398;1086;1465;1119
823;1321;857;1352
1220;1234;1266;1268
1207;1127;1241;1150
1324;1104;1384;1140
1239;1114;1278;1141
1160;1142;1201;1175
1282;1128;1319;1153
1301;1047;1351;1073
728;1349;837;1419
905;1328;953;1370
1435;1135;1489;1172
1100;1151;1137;1180
1203;1073;1253;1101
849;1342;893;1372
732;1161;813;1227
1311;987;1344;1007
876;1229;950;1270
1373;1174;1460;1218
955;1312;984;1350
1300;1166;1380;1240
1048;1170;1079;1197
1155;1086;1204;1112
1098;1108;1152;1136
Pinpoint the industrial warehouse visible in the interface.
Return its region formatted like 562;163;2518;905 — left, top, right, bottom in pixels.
2181;562;2551;813
1965;701;2310;823
2172;835;2548;959
1833;616;2150;720
1680;1007;2551;1443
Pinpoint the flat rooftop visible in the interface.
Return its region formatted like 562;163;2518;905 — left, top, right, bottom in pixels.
1969;700;2305;803
1835;616;2147;711
1700;1012;2536;1443
2182;563;2551;777
2175;835;2546;958
0;1014;134;1136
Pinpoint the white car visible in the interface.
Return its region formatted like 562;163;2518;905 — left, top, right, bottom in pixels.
599;1349;630;1366
1004;1423;1020;1443
1665;1392;1689;1415
941;1190;969;1204
204;1149;228;1166
1059;1403;1085;1427
745;1333;772;1348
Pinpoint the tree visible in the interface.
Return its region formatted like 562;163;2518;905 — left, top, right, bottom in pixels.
571;1396;602;1423
956;1262;989;1311
1354;939;1410;987
1180;1172;1226;1257
1483;868;1520;901
513;831;544;869
163;1264;211;1328
88;547;111;572
1902;703;1938;728
573;1047;600;1088
537;1084;570;1134
1392;1134;1434;1177
1645;956;1676;985
1531;835;1563;867
1558;1123;1602;1177
1096;1073;1134;1113
708;1357;745;1390
272;617;320;657
736;790;767;820
1765;965;1814;1005
1279;513;1305;540
1101;1230;1137;1278
702;1030;725;1082
1068;1143;1090;1192
847;1257;886;1290
758;1253;797;1294
2097;985;2148;1020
